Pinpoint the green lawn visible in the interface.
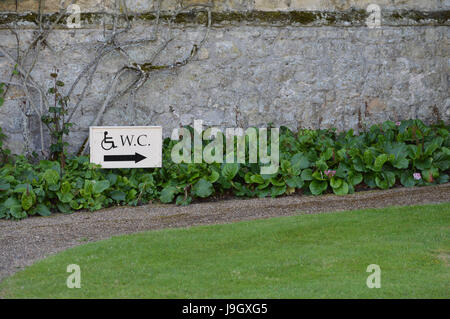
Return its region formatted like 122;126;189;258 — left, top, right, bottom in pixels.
1;203;449;298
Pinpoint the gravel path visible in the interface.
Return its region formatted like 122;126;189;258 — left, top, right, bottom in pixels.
1;183;449;283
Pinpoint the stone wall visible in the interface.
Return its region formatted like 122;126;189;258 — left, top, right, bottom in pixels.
0;0;449;154
1;0;449;12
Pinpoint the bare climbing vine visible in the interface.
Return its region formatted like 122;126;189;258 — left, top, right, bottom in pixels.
0;0;213;158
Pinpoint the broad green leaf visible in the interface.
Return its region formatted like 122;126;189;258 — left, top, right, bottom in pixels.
375;171;395;189
335;163;350;178
244;172;253;184
373;154;388;171
280;160;291;172
250;174;265;184
82;180;93;197
353;157;365;172
392;157;409;169
14;183;32;193
10;207;27;219
35;203;51;216
92;180;110;194
312;170;326;181
159;186;178;203
433;152;450;170
271;185;286;197
381;121;396;131
309;180;327;195
424;137;443;156
330;177;343;189
0;182;10;191
375;176;388;189
127;189;138;202
107;173;118;186
4;197;21;209
364;150;374;165
384;171;396;187
57;192;73;203
256;188;270;198
286;176;304;188
400;172;415;188
57;202;72;214
321;147;334;161
176;194;192;206
291;153;310;170
385;142;409;169
332;181;349;195
207;170;220;183
315;159;328;172
437;174;449;184
70;200;82;210
301;169;313;181
407;144;420;159
110;190;126;202
61;181;72;194
256;180;270;190
415;158;432;170
39;160;61;174
0;208;7;219
221;163;239;181
193;179;213;198
385;142;407;159
270;177;285;187
421;167;438;183
348;173;363;186
364;174;377;188
42;169;60;185
48;183;60;192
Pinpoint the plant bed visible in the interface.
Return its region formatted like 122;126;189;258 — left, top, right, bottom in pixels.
0;119;449;219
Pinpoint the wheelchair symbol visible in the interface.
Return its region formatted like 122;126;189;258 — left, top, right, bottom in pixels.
101;131;117;151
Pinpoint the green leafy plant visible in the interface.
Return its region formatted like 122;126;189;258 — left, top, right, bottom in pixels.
0;120;448;220
40;70;72;169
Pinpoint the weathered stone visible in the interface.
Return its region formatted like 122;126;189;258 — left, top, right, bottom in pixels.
197;47;209;60
2;0;448;13
0;2;449;154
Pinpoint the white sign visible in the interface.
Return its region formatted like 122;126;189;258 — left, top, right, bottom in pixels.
89;126;162;168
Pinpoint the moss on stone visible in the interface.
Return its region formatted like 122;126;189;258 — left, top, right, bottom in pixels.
79;12;100;24
389;10;450;24
288;11;319;24
0;12;91;25
139;12;157;21
132;62;168;72
338;9;367;23
0;12;37;25
0;10;448;27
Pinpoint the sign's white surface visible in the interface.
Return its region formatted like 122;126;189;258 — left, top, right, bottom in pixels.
89;126;162;168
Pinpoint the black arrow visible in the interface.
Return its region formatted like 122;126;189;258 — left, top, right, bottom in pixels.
104;152;146;163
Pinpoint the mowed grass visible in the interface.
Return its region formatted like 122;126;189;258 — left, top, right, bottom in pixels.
1;203;449;298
